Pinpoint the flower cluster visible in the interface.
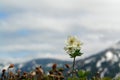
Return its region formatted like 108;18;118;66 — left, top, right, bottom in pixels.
64;36;83;58
0;63;71;80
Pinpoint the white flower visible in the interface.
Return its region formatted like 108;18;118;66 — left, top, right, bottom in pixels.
64;46;76;54
64;36;83;55
66;36;78;46
73;40;83;49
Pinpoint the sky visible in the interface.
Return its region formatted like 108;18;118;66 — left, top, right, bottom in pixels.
0;0;120;62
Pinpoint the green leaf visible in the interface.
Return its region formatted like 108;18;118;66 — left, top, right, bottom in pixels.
68;76;79;80
101;77;112;80
69;49;83;58
78;70;90;78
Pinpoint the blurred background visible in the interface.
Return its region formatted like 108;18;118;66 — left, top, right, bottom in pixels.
0;0;120;77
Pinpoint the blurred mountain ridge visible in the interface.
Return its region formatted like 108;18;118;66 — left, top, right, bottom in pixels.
0;41;120;78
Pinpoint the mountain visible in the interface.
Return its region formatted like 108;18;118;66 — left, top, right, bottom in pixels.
15;58;71;73
76;41;120;78
0;42;120;78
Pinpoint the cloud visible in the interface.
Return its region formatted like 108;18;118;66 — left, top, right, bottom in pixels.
0;0;120;61
0;0;93;11
1;0;120;32
0;12;74;33
0;44;55;52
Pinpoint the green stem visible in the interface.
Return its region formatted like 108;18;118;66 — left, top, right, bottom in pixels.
72;57;76;77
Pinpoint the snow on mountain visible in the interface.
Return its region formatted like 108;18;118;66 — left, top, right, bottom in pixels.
76;41;120;78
